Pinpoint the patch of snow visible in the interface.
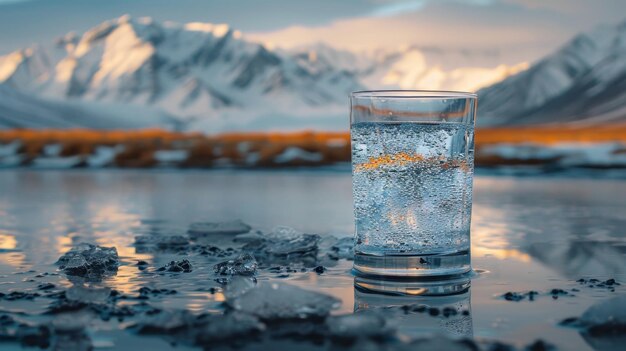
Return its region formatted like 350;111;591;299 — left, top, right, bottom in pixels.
0;140;21;157
482;142;626;167
274;147;323;163
87;146;118;167
43;143;63;157
0;155;24;167
245;152;260;166
32;156;83;169
154;150;188;164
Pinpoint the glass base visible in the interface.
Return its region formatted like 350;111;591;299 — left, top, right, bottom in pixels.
353;250;470;278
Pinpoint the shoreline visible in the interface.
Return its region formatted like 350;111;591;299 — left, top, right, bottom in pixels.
1;126;625;169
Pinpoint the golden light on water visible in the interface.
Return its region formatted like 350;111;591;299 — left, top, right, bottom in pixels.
0;231;17;250
0;231;27;269
471;246;532;263
0;231;27;268
91;205;142;226
471;201;532;263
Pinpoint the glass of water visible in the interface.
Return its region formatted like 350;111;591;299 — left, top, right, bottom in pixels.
350;90;477;277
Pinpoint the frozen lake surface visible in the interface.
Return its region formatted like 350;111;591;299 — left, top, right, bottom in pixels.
0;169;624;350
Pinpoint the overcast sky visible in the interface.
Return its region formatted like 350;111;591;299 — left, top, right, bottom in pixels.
0;0;624;64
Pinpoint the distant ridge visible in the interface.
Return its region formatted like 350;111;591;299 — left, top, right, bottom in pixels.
0;15;361;132
0;16;625;131
478;19;626;126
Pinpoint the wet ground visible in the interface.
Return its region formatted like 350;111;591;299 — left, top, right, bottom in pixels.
0;169;625;350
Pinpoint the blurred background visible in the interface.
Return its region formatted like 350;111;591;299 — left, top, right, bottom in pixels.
0;0;625;169
0;4;625;349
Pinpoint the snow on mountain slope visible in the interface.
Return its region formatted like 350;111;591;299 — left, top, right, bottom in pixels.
0;83;177;129
2;15;624;131
478;20;626;126
289;43;529;93
0;15;362;132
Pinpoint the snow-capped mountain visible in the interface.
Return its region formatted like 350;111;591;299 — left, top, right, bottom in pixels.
0;83;176;129
1;15;625;131
0;15;362;131
289;43;529;93
478;20;626;126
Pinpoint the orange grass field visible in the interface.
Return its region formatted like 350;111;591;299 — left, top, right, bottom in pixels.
0;125;624;167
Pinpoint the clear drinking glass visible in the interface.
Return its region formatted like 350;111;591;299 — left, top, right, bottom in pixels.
350;90;477;277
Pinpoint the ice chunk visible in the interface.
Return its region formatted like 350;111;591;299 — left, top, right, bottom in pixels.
223;276;257;300
134;309;265;346
266;226;301;240
233;231;265;243
157;259;192;273
65;285;111;304
580;295;626;326
51;312;92;333
56;243;119;278
226;282;341;320
195;312;265;344
135;310;197;334
243;226;320;258
578;294;626;351
329;237;354;260
326;313;392;340
214;253;258;276
188;220;251;237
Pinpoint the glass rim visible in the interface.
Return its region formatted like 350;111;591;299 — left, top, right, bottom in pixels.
351;90;477;99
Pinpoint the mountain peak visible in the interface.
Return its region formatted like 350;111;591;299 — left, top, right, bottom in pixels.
184;22;232;38
0;16;362;131
478;19;626;126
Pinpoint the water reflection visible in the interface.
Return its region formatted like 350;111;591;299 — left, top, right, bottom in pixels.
472;177;626;280
354;276;473;339
0;170;624;349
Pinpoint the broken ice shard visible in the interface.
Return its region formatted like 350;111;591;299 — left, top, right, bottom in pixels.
225;282;341;320
243;226;320;258
223;276;257;300
326;312;392;340
195;312;265;345
134;310;197;334
581;295;626;342
214;253;258;276
580;295;626;327
329;237;354;260
157;259;192;273
56;243;119;278
65;285;111;304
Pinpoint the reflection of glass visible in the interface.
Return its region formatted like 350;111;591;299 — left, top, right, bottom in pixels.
354;276;473;339
350;90;476;277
